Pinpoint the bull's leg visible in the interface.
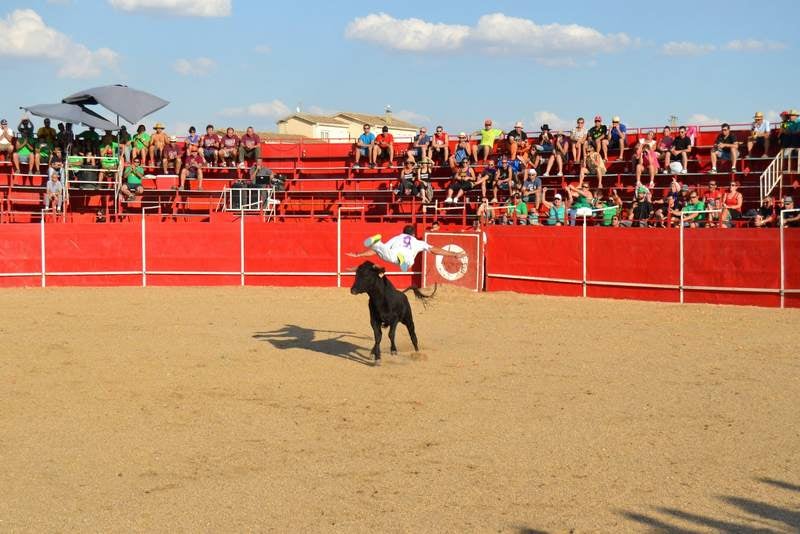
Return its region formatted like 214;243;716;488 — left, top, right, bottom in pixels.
370;316;382;362
403;315;419;352
388;321;399;355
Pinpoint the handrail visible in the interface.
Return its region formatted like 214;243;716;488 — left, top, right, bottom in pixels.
759;150;784;200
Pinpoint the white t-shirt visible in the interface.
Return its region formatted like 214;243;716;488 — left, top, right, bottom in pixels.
386;233;433;259
0;126;13;146
752;120;770;134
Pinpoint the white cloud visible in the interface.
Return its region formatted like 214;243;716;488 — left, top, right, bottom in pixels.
393;110;431;125
661;41;716;56
724;39;786;52
173;57;216;76
532;111;572;132
0;9;118;78
254;44;271;54
108;0;231;17
687;113;722;126
345;12;632;64
220;100;291;119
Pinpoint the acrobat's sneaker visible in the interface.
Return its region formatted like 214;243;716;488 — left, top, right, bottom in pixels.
363;234;381;247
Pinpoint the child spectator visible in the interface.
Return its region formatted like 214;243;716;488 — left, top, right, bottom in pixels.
46;159;64;211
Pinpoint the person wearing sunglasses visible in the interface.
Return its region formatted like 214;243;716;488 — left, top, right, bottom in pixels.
709;123;739;174
430;125;449;164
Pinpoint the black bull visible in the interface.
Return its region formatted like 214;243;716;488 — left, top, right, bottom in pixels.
349;261;436;364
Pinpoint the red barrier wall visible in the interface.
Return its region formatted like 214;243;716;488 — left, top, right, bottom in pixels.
0;221;797;308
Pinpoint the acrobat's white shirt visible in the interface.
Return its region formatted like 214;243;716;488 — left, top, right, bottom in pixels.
371;233;432;265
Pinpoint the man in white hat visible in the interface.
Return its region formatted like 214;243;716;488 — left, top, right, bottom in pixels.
506;121;529;161
162;135;182;176
747;111;771;158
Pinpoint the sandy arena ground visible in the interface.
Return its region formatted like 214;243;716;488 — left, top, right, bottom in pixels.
0;285;799;533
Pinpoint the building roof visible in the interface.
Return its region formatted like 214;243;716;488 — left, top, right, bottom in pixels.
276;113;347;127
335;111;419;130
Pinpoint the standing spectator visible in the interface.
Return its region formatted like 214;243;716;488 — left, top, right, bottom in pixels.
720;180;743;227
219;127;240;167
543;131;568;177
474;119;503;163
120;155;145;200
709;123;739;174
149;123;168;167
180;144;205;190
200;124;221;166
415;158;434;203
681;191;706;228
506;121;529;161
608;116;627;160
117;125;130;162
702;179;724;227
746;111;771;158
669;126;692;174
162;135;182;176
371;126;394;167
541;187;566;226
12;130;36;174
395;160;417;197
444;159;475;204
567;182;594;226
37;118;57;148
579;143;607;188
409;127;431;163
130;124;150;165
502;193;528;225
656;127;674;173
45;158;64;211
238;126;261;168
0;119;14;160
588;115;609;161
430;125;449;164
186;126;201;146
570;117;588;164
353;124;375;168
449;132;471;169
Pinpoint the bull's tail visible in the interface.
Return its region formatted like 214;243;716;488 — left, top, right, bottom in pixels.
403;284;437;309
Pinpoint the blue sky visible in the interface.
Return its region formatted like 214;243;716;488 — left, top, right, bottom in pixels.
1;0;797;135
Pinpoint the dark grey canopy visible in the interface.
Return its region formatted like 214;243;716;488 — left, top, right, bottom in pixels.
21;103;120;131
62;84;169;124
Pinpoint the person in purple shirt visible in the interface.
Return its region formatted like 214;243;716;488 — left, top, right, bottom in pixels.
219;127;239;167
238;126;261;169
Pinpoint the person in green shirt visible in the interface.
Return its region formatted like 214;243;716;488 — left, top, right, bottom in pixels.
682;192;706;228
131;124;150;166
120;155;145;200
503;192;529;225
473;118;503;163
567;182;594;226
13;134;36;174
598;189;622;226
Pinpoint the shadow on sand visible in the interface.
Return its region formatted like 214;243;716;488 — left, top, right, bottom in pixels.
253;324;375;366
619;477;800;532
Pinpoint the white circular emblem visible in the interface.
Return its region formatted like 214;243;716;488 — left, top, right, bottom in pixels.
435;244;469;281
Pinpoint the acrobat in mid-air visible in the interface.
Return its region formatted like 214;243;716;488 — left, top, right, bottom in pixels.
347;224;466;272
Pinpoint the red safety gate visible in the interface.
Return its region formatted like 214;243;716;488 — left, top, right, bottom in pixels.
422;232;482;292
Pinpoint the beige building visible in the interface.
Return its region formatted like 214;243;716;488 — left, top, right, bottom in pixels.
276;110;419;142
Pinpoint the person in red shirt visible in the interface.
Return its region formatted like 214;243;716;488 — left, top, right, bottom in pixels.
219;127;239;167
180;143;204;190
201;124;221;166
371;125;394;167
702;179;724;227
162;135;182;176
238;126;260;168
430;125;449;165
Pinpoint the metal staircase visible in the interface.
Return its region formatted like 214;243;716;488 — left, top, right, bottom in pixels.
759;148;800;200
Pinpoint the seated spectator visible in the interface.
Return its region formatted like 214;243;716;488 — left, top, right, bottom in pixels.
543;131;568;177
750;196;776;227
34;136;52;176
653;181;682;227
476;197;497;225
502;193;528;225
395;160;417;197
787;110;800;148
239;126;261;169
608;116;627;160
414;158;434;203
474;119;503;163
444;159;475;204
449;132;471;169
130;125;150;165
0;119;14;160
597;188;622;226
533;124;554;169
623;186;653;227
353;124;375;168
720;180;743;227
632;141;659;188
640;130;657;150
201;124;221;166
709;123;739;174
46;159;64;211
186;126;201;146
474;159;499;202
506;122;529;161
669;126;692;174
76;126;100;158
588;115;609;161
781;196;800;227
495;155;516;194
180;144;205;190
579;143;606;188
66;139;85;183
430;125;449;164
746;111;771;158
519;169;541;208
117;125;130;162
37;118;57;148
17;115;34;139
681;191;706;228
162;136;182;176
121;156;145;200
570;117;588;164
409;127;431;163
656;127;673;173
98;130;118;182
567;182;594;226
12;130;36;174
371;126;393;167
702;179;723;226
219;127;240;167
149;123;168;167
540;187;566;226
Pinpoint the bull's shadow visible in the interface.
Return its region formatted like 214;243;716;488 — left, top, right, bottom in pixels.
253;324;375;366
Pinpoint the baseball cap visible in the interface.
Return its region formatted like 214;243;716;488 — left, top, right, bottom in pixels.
594;115;602;122
554;193;562;200
0;119;6;125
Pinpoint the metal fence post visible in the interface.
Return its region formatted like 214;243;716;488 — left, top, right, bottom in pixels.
40;211;46;288
581;214;587;297
240;208;245;287
141;209;147;287
679;213;684;304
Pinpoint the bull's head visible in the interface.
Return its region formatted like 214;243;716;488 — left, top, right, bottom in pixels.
350;261;385;295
